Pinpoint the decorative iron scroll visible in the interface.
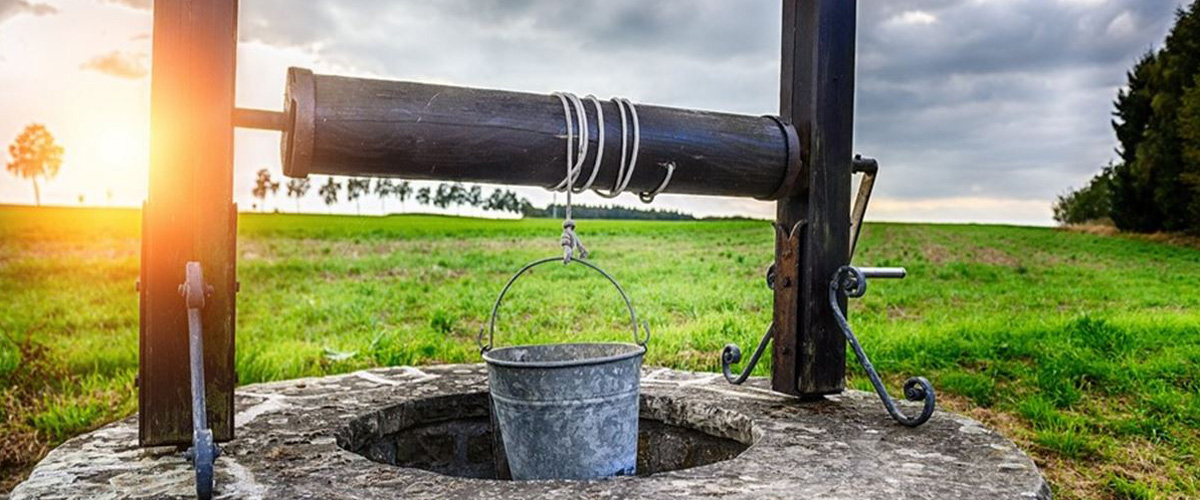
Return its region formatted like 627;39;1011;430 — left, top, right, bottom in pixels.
830;266;935;427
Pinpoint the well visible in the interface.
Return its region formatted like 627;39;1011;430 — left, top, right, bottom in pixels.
11;365;1050;499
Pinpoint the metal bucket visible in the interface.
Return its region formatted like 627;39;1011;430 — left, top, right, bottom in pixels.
479;258;651;480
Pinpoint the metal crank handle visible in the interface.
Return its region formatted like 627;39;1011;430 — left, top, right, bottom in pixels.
859;267;906;279
830;266;934;427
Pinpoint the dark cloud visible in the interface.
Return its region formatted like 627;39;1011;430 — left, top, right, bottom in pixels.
81;50;148;79
236;0;1190;213
0;0;57;24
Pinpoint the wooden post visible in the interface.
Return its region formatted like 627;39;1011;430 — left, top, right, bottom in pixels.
773;0;856;396
139;0;238;446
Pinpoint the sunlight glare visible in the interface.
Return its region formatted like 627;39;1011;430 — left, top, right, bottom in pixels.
98;128;142;167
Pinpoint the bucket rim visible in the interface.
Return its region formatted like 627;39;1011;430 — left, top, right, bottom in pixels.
482;342;646;369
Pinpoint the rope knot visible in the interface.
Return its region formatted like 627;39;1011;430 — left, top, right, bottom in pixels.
560;219;588;263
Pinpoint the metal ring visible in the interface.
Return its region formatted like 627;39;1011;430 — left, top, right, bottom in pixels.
758;116;804;200
478;257;651;352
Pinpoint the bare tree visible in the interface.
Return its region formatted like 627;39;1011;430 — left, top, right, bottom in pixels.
5;123;63;206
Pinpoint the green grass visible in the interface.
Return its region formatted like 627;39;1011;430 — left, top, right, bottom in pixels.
1;205;1199;498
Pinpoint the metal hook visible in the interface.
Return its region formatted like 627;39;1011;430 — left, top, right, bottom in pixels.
639;162;675;203
830;265;935;427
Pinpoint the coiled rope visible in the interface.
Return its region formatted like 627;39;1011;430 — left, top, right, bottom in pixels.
550;92;675;262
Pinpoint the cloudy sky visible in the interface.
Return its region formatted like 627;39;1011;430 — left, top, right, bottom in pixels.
0;0;1189;224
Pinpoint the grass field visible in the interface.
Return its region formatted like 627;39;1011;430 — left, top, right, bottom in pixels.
1;205;1199;498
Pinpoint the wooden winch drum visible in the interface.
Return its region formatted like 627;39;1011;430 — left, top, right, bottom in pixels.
280;67;804;200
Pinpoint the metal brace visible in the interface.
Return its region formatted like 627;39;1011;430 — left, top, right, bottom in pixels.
830;266;935;427
180;262;220;499
721;221;802;385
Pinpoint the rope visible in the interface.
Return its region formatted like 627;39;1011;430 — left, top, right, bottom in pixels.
595;97;641;198
551;92;590;263
548;92;677;262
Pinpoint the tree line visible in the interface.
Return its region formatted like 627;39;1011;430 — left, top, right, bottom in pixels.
1054;4;1200;234
251;168;529;215
526;203;695;220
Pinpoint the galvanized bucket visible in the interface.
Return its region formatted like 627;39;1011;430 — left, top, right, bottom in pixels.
479;257;651;480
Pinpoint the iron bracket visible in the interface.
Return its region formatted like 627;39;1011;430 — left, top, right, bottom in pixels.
721;221;803;386
180;262;220;499
829;265;935;427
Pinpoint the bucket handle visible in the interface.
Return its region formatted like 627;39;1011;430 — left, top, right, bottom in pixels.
478;257;651;352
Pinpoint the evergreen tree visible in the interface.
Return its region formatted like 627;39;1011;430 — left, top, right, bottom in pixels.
1067;4;1200;234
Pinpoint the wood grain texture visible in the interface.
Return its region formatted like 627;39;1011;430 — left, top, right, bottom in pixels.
284;72;792;199
774;0;855;396
140;0;238;446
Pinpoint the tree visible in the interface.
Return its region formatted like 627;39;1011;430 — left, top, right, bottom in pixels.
394;180;412;210
434;183;453;209
5;123;63;206
1053;166;1113;225
466;185;483;208
346;178;371;215
373;178;395;213
416;186;431;206
286;177;311;213
251;169;280;212
484;188;526;214
269;177;281;211
1066;3;1200;234
318;177;341;214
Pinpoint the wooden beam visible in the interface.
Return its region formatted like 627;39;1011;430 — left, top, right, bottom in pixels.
279;69;796;200
774;0;856;396
140;0;238;446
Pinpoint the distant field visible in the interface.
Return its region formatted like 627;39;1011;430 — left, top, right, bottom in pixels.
1;205;1198;498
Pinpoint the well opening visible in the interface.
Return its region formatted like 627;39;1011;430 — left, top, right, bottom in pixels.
336;392;756;480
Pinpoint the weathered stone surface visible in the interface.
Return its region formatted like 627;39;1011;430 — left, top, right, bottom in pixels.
12;365;1050;499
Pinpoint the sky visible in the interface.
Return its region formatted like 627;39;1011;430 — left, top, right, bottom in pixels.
0;0;1190;224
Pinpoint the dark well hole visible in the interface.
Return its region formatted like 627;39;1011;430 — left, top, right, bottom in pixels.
337;392;756;480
